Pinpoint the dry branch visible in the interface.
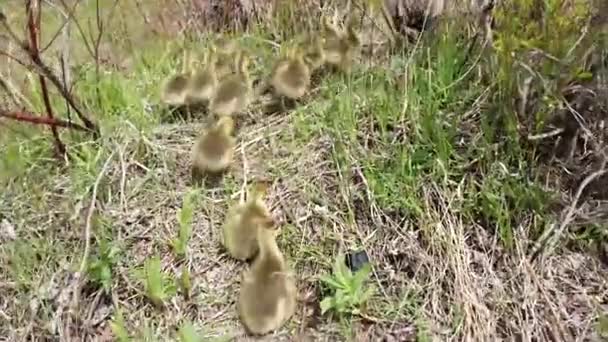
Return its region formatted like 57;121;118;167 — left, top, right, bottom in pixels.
0;109;89;132
530;157;608;261
27;0;66;156
0;7;99;136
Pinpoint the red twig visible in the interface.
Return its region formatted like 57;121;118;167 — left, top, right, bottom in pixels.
0;109;89;132
0;7;99;136
27;0;66;156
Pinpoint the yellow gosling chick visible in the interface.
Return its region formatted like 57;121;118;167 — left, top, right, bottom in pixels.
160;50;193;106
322;16;361;72
185;48;219;105
191;116;236;180
303;35;326;71
270;47;311;101
222;182;272;261
214;37;240;78
208;53;253;117
238;220;297;335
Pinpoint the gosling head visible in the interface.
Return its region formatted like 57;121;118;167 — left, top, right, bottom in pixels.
215;36;238;54
237;52;251;75
345;18;360;47
214;115;235;136
243;180;271;214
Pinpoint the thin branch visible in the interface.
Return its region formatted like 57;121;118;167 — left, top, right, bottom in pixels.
0;74;34;108
68;151;115;331
240;142;248;204
531;158;608;260
527;128;565;141
27;0;66;156
57;0;95;58
39;0;77;53
55;2;73;130
0;8;99;135
0;109;89;132
0;50;34;69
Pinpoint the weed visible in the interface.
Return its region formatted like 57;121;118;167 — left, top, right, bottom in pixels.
110;308;131;342
320;255;374;317
177;321;202;342
141;256;175;308
598;313;608;339
171;189;198;259
178;265;192;299
87;236;121;291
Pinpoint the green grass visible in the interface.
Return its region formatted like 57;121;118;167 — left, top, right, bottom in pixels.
1;0;607;340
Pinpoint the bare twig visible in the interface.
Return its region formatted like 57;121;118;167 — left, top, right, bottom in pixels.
352;0;395;42
527;128;565;141
240;143;248;203
27;0;66;156
59;13;73;128
0;50;34;69
0;74;33;108
68;152;115;329
91;0;110;110
0;109;89;131
57;0;94;57
518;76;533;118
40;0;78;53
531;158;608;260
0;7;99;135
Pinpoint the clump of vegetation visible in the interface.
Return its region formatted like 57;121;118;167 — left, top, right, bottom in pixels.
141;256;175;308
178;265;192;299
320;255;374;317
87;237;121;291
177;321;202;342
110;308;131;342
171;189;198;258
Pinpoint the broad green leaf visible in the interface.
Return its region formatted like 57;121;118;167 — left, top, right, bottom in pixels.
110;309;131;342
334;256;352;284
144;256;165;300
352;263;372;287
575;71;593;81
320;297;333;314
320;275;345;290
179;267;191;297
598;314;608;337
178;321;201;342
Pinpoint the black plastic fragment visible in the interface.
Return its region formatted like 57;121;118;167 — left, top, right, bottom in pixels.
345;250;370;273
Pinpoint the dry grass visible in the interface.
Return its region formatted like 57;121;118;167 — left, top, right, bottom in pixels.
3;107;607;340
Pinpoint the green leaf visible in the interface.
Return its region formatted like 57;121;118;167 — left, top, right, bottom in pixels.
320;274;344;289
179;266;191;298
172;238;186;257
178;189;198;230
100;264;112;289
333;256;352;284
144;256;166;305
178;321;201;342
110;309;131;342
575;71;593;81
598;314;608;337
352;263;372;287
320;254;375;318
174;189;198;258
320;297;333;314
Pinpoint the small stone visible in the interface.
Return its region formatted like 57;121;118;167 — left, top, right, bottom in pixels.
345;250;370;272
0;219;16;241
